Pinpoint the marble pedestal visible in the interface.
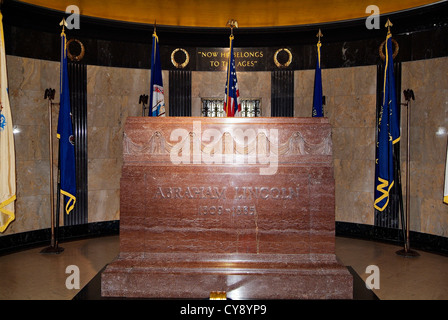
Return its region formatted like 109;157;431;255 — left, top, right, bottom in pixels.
101;117;353;299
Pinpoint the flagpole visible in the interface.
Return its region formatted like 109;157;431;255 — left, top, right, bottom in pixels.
312;29;324;117
225;19;238;117
381;19;418;257
40;89;63;254
41;17;69;255
149;20;166;117
55;135;63;251
396;89;419;257
225;34;232;114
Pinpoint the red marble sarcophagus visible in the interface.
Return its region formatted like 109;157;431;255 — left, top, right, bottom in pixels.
101;117;353;299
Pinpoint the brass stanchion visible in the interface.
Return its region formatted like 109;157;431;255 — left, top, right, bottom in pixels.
41;88;64;254
396;89;419;258
139;94;148;116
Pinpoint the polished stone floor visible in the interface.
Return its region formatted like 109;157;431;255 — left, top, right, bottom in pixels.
0;235;447;300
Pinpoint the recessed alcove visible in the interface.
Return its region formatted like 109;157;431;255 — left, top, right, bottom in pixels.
0;0;447;260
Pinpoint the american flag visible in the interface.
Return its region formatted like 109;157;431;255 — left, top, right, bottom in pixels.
224;35;241;117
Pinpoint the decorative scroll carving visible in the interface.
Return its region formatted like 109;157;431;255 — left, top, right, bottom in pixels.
124;130;332;156
285;131;332;155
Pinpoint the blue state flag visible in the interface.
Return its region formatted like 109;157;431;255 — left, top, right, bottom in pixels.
312;41;323;117
57;29;76;215
224;35;241;117
149;31;165;117
374;32;400;211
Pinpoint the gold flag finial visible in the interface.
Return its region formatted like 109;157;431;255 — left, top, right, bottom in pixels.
385;19;393;34
59;18;67;34
59;18;67;28
226;19;238;36
316;29;323;43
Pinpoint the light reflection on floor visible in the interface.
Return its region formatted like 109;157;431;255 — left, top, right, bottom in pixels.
0;235;447;300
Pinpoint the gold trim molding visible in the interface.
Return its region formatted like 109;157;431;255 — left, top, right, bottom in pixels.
19;0;441;28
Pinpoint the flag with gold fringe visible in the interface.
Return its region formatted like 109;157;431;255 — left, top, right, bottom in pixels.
312;31;323;117
0;11;16;232
58;26;76;215
444;139;448;204
224;34;241;117
149;28;165;117
374;29;401;211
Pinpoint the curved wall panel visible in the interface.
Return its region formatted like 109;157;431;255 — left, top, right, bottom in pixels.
0;0;447;255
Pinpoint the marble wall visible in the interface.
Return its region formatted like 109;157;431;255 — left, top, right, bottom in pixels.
294;66;377;226
401;57;448;237
86;65;153;223
2;55;447;240
5;56;59;234
2;57;165;234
